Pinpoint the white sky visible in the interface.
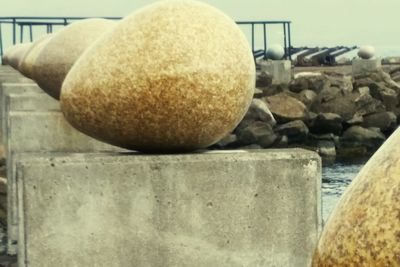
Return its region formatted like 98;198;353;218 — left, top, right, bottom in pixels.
2;0;400;56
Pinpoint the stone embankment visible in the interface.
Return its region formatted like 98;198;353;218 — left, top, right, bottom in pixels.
213;67;400;163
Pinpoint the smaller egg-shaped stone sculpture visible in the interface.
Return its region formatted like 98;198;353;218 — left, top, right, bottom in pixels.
312;128;400;266
3;43;32;69
266;44;285;60
32;18;116;99
19;34;53;79
60;0;255;152
357;45;375;59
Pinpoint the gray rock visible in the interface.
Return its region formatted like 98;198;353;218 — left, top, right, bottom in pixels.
237;121;277;148
362;112;397;132
316;140;336;159
311;86;359;121
215;134;238;148
243;99;276;125
275;120;309;142
354;93;386;116
294;89;317;108
256;70;273;87
341;126;386;150
290;72;330;94
265;92;308;123
310;113;343;135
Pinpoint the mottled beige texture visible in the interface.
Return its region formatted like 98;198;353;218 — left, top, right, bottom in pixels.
19;34;53;79
32;19;116;99
3;43;32;70
60;0;255;152
312;128;400;266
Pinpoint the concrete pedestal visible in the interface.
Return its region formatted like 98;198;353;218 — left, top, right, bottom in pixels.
16;150;321;267
5;93;124;254
260;60;292;85
352;58;382;76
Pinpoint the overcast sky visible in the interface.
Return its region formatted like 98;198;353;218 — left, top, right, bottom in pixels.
2;0;399;56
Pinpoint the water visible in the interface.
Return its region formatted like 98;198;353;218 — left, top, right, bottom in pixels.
322;161;365;221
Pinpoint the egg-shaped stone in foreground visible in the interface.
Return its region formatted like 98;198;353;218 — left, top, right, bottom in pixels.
312;128;400;266
32;18;116;99
19;34;53;79
60;0;255;152
3;43;31;69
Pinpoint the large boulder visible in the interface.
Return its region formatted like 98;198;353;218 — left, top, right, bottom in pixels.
362;111;397;132
311;86;359;121
275;120;309;142
237;121;277;148
60;1;255;152
32;19;117;99
341;126;385;150
18;34;53;79
290;72;330;94
309;113;343;135
264;92;308;123
242;99;276;125
354;93;386;116
292;89;317;108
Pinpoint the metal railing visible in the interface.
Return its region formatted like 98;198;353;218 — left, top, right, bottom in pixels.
0;17;292;62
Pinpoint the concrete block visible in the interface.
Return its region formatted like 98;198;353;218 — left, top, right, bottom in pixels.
16;149;321;267
352;58;382;76
0;83;43;142
6;109;123;254
260;60;292;85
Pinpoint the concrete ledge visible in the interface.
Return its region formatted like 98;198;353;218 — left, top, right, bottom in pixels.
17;149;321;267
1;84;43;141
6;109;123;253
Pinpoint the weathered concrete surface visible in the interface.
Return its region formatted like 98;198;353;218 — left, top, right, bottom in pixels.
6;110;123;254
352;58;382;76
260;60;292;85
1;84;43;142
16;149;321;267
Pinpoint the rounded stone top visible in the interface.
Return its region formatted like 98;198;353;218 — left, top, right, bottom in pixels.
3;43;32;70
357;45;375;59
266;44;285;60
19;34;53;79
32;18;117;99
60;0;255;153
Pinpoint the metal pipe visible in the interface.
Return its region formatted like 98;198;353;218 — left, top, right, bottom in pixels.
288;23;292;60
20;25;23;43
12;18;16;44
251;23;255;53
263;23;267;59
283;23;287;59
29;24;33;41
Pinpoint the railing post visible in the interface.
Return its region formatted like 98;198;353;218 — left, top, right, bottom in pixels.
12;18;16;44
283;22;287;59
263;23;267;59
20;24;23;43
288;22;292;61
29;24;33;42
0;23;3;61
251;23;255;53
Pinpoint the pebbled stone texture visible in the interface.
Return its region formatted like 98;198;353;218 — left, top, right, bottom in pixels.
32;18;116;99
312;128;400;266
60;0;255;152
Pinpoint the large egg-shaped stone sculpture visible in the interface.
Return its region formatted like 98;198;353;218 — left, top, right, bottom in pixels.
312;128;400;266
3;43;31;69
60;0;255;152
19;34;53;79
266;44;285;60
357;45;375;59
32;19;116;99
